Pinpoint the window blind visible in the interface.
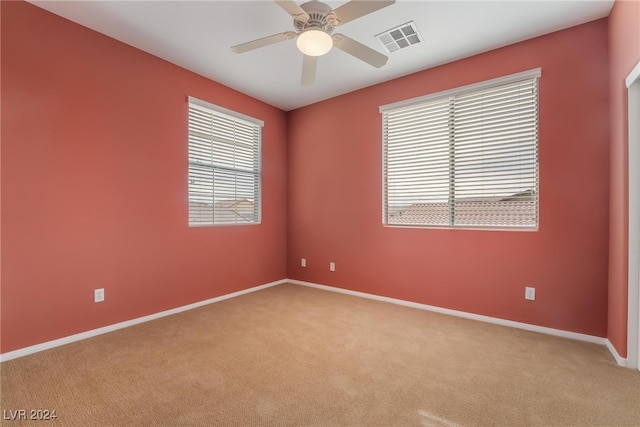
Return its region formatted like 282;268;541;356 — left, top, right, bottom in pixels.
188;98;262;226
382;71;539;229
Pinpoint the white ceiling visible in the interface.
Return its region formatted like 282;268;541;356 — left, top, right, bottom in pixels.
29;0;613;111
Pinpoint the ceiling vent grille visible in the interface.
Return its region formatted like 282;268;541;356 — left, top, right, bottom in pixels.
375;22;422;53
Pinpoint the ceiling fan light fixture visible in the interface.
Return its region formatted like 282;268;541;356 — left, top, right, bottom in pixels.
296;29;333;56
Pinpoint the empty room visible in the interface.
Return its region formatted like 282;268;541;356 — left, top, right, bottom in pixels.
2;0;640;425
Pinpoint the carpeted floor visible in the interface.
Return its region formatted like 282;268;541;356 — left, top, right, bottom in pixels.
1;283;639;426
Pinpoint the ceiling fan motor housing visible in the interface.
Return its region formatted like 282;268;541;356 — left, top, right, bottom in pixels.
295;1;336;33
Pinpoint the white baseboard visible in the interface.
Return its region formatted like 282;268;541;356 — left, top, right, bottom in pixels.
2;278;623;367
605;339;628;367
288;279;609;347
0;279;287;362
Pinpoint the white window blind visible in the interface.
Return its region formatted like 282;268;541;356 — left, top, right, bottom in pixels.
188;97;262;226
381;70;540;229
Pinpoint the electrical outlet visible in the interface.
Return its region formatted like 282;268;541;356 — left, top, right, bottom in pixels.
330;262;335;272
94;288;105;303
301;258;306;267
525;287;536;301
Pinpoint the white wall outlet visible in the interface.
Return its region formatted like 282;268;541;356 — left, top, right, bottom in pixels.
330;262;335;272
301;258;306;267
94;288;105;303
525;287;536;301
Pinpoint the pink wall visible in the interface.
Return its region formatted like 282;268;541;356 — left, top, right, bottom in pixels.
288;20;611;337
1;2;625;355
0;2;288;353
607;0;640;358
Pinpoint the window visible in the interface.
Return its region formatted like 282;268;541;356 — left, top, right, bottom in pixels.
188;97;263;226
381;69;540;229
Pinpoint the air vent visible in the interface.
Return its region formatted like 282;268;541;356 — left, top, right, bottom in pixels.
375;21;422;53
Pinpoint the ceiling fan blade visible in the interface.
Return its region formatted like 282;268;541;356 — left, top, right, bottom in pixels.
331;0;395;26
301;55;318;86
274;0;309;22
332;34;388;68
231;32;297;53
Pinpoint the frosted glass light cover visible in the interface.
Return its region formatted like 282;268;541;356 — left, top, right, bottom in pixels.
297;30;332;56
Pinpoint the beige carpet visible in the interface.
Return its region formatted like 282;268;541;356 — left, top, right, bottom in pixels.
1;283;639;426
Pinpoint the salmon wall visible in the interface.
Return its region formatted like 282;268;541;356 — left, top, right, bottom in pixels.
0;1;288;353
288;19;611;337
607;0;640;358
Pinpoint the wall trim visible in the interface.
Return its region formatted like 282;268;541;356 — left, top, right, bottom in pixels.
627;60;640;370
288;279;612;348
626;60;640;88
606;339;628;367
0;279;287;362
2;278;623;366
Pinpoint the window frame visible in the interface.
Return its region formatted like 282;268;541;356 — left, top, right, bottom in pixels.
187;96;264;227
380;68;541;231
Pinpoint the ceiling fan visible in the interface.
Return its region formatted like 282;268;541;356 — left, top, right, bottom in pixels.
231;0;396;85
